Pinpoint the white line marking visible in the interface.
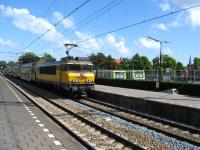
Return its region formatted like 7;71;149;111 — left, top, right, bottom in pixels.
39;124;44;127
2;78;63;148
35;120;40;123
33;116;37;119
48;134;55;138
53;141;62;145
30;113;35;116
28;111;32;113
43;128;49;132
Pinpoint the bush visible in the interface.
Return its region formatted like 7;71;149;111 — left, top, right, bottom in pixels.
95;78;200;96
95;78;156;91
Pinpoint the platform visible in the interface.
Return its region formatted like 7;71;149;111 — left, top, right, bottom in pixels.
0;76;86;150
92;84;200;128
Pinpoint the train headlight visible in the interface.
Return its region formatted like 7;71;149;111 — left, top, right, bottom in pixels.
71;79;79;83
85;80;91;83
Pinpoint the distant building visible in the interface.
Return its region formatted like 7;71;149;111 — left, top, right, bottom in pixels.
114;58;121;65
187;56;194;71
187;56;194;76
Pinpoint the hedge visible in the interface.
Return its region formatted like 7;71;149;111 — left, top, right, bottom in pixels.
95;78;200;96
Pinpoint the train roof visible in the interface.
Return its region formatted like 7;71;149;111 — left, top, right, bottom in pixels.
21;62;34;68
37;60;93;67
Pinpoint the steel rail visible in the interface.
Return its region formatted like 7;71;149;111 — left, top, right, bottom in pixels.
78;97;200;146
7;77;145;150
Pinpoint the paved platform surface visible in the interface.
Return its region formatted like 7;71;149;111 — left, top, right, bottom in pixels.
95;84;200;109
0;76;86;150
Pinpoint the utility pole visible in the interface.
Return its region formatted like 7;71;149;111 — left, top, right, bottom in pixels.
148;37;170;90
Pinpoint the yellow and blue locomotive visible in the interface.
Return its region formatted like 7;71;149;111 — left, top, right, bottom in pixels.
19;57;95;97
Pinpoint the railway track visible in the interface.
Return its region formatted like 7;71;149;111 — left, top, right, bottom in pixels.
78;98;200;146
6;77;144;150
7;77;200;150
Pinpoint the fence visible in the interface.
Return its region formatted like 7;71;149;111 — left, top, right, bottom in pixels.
96;69;200;84
145;70;200;83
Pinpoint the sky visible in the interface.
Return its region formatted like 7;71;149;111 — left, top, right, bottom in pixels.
1;0;200;65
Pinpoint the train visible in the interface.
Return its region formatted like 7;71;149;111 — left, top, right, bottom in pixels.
6;57;95;97
96;70;145;80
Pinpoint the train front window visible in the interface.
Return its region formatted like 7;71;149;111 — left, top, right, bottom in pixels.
68;64;81;71
81;65;92;72
63;64;92;72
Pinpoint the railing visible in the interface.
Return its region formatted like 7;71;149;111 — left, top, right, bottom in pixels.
95;70;200;84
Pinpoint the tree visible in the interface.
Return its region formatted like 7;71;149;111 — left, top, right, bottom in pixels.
153;55;176;70
176;61;185;70
152;56;160;70
7;61;16;67
130;53;143;69
105;55;115;69
18;52;39;64
0;61;7;71
119;58;131;70
141;56;152;70
194;57;200;70
89;53;106;69
40;53;56;63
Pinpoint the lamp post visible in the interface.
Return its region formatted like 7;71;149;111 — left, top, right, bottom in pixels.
148;37;170;90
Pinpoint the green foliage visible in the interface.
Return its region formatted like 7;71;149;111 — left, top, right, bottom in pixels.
194;57;200;70
153;54;177;70
130;53;143;69
18;52;40;64
176;61;185;70
118;58;130;70
39;53;56;63
152;56;160;69
7;61;17;67
130;53;152;70
95;78;156;90
0;61;7;69
141;56;152;70
105;55;115;69
0;61;7;73
89;52;152;70
89;53;116;69
160;82;200;96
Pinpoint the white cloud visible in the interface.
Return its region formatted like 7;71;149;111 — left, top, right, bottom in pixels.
53;11;74;29
138;37;173;54
105;34;129;55
166;0;200;27
0;4;67;47
75;31;101;53
153;23;168;30
187;8;200;27
138;38;160;49
0;37;16;47
159;2;171;11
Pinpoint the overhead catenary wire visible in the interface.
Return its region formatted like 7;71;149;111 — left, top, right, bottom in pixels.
0;51;24;55
21;0;91;52
75;4;200;44
51;4;200;52
16;0;57;51
44;0;124;52
60;0;124;38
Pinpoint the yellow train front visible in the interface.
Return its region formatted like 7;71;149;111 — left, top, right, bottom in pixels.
36;57;95;97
